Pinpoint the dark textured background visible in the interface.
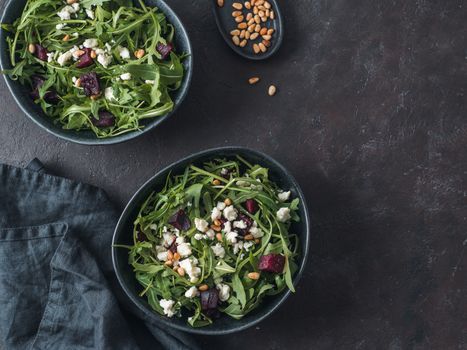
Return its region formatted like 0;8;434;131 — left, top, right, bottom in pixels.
1;0;466;349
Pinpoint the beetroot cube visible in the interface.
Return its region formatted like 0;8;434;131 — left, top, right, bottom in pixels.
91;110;115;128
34;44;48;61
244;199;259;214
200;288;218;311
259;254;286;273
79;72;100;96
76;48;94;68
168;209;191;231
156;42;173;60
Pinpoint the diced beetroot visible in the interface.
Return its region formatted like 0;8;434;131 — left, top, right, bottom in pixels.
168;240;178;253
258;254;286;273
156;42;173;60
34;44;48;61
80;72;100;96
136;232;147;242
244;199;259;214
236;213;253;236
91;110;115;128
76;48;94;68
168;209;191;231
30;75;59;104
200;288;218;311
220;168;232;179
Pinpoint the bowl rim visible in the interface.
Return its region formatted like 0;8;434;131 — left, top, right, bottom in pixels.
0;0;193;145
111;146;311;335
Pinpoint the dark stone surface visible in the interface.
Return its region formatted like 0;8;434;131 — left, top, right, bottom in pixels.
0;0;466;349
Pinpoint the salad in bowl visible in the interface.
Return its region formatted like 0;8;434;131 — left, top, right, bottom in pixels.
121;155;302;328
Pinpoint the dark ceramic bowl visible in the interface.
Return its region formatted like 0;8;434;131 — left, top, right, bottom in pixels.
112;147;310;334
0;0;192;145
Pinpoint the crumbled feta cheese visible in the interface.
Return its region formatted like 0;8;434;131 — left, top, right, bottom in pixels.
225;231;238;244
83;38;99;49
72;32;79;38
278;191;291;202
57;6;73;20
223;221;232;233
145;80;155;84
56;23;65;30
71;3;80;12
216;283;230;302
220;168;229;176
205;229;215;240
162;232;175;247
211;243;225;258
184;286;199;299
159;299;176;317
57;51;73;66
178;258;201;283
155;246;168;261
149;224;157;231
104;87;116;101
276;207;291;223
94;48;105;55
194;218;209;232
233;241;243;254
85;9;95;19
47;52;55;62
162;226;168;233
105;43;112;52
175;236;185;245
194;233;204;240
233;220;247;229
216;202;226;210
177;243;192;257
236;180;250;187
211;207;222;221
97;53;112;68
249;226;263;238
120;72;132;81
69;45;80;59
223;205;238;221
72;76;77;84
117;46;130;59
243;241;254;251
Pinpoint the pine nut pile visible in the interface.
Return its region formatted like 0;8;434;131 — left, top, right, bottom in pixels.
217;0;276;55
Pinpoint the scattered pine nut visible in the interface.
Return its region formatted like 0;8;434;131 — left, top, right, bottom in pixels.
90;94;99;100
211;224;222;232
134;49;145;59
224;198;232;206
244;234;254;240
260;27;268;35
198;284;209;291
63;34;70;41
240;30;246;39
232;10;242;17
255;24;261;32
267;28;275;35
238;22;248;29
245;1;251;9
262;34;271;40
258;42;267;52
177;267;186;276
28;43;36;54
248;24;256;32
250;32;259;40
268;85;277;96
245;31;251;39
167;250;174;260
232;35;240;46
230;29;240;36
255;238;260;244
253;43;260;53
165;259;173;266
248;76;260;84
66;0;77;4
235;15;245;23
247;272;260;280
264;1;271;8
246;13;253;21
270;10;275;19
232;2;243;9
213;179;221;185
217;0;224;7
239;39;247;47
254;14;261;24
173;252;181;261
216;233;223;241
90;50;97;59
262;39;271;47
214;219;222;226
75;78;81;88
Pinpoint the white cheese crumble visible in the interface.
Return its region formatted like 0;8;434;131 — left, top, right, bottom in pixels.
233;241;243;254
178;258;201;283
155;246;168;261
278;191;291;202
194;233;204;240
57;6;76;20
97;53;112;68
120;72;132;81
117;46;130;59
184;286;199;299
216;284;230;302
57;51;73;66
46;52;55;63
205;229;215;240
194;218;209;232
159;299;176;317
83;38;99;49
233;220;247;229
55;23;65;30
223;205;238;221
85;9;95;19
177;243;192;257
211;207;222;221
276;207;291;223
145;80;155;84
225;231;238;244
211;243;225;258
249;225;263;238
223;221;232;233
216;202;226;210
104;87;116;101
162;232;175;247
243;241;254;251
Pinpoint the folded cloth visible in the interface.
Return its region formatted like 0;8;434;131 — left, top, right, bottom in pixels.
0;161;199;350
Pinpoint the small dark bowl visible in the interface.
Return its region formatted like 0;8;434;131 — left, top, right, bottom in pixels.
112;147;310;335
0;0;192;145
212;0;284;60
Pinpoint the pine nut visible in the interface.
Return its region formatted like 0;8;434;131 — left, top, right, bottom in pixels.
246;13;253;21
255;238;260;244
270;10;275;19
232;10;242;17
90;94;99;100
224;198;232;206
198;284;209;291
264;1;271;8
134;49;145;59
211;224;222;232
217;0;224;7
90;50;97;59
262;39;271;47
240;30;246;39
165;259;173;266
28;43;36;54
244;234;254;240
245;1;251;9
259;42;267;52
73;49;85;58
167;250;174;260
177;267;185;276
173;252;181;261
254;14;260;23
235;15;244;23
247;18;255;25
247;272;260;280
253;43;260;54
262;34;271;40
267;28;275;35
230;29;240;36
239;39;247;47
66;0;77;4
260;27;267;35
258;5;265;10
63;34;70;41
238;22;248;29
232;2;243;9
216;233;223;241
255;24;261;32
213;179;221;185
268;85;276;96
245;31;251;39
75;78;81;87
248;77;260;85
258;10;265;17
256;0;264;5
250;32;259;40
214;219;222;226
265;9;270;17
251;0;256;5
232;35;240;46
248;24;256;32
253;6;258;14
261;16;267;22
